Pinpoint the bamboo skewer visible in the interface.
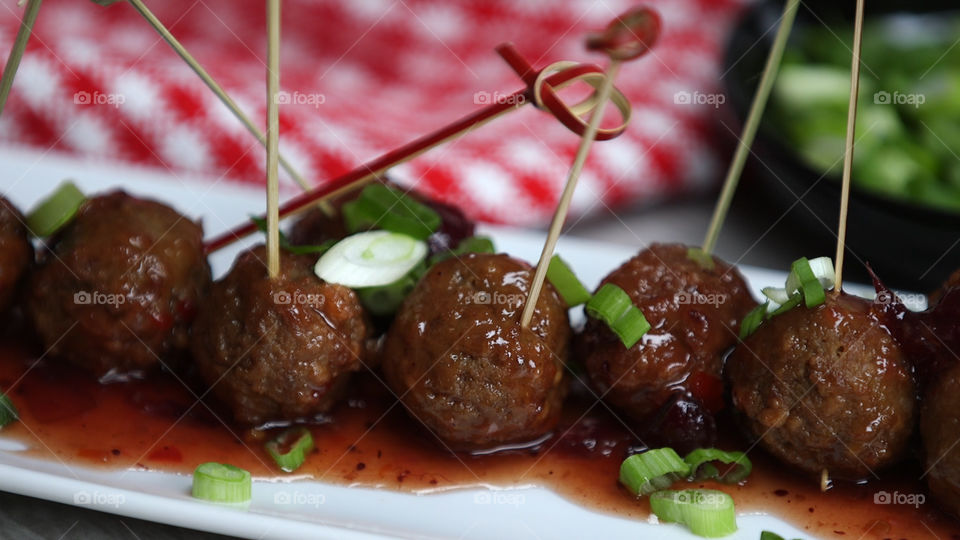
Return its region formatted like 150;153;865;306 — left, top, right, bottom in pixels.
0;0;42;117
520;61;621;329
834;0;866;293
265;0;281;278
125;0;314;194
701;0;800;256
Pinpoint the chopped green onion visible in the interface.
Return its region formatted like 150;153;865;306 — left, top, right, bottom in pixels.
429;235;495;265
250;216;335;256
342;184;441;240
546;255;591;307
192;462;252;503
761;287;791;305
314;231;428;288
788;257;825;308
619;448;690;497
687;247;716;270
26;181;85;237
770;295;802;317
586;283;651;348
650;489;737;538
739;302;768;339
265;427;315;473
0;393;18;429
684;448;752;484
760;531;802;540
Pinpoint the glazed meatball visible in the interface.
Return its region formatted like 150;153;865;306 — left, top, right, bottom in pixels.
726;293;916;479
27;191;209;377
381;253;570;450
191;246;370;425
577;243;756;423
0;197;32;313
922;361;960;519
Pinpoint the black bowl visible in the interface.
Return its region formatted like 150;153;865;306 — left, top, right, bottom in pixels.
723;0;960;292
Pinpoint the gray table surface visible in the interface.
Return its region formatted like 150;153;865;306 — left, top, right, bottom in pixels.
0;193;803;540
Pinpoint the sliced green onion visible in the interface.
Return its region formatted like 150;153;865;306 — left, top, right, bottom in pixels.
619;448;690;497
342;184;441;240
807;256;836;289
770;294;802;317
790;257;825;308
192;462;252;503
761;287;791;305
547;255;591;307
738;302;768;339
684;448;752;484
250;216;335;256
265;427;315;473
314;230;428;288
586;283;650;348
26;181;85;237
687;247;716;271
429;235;495;265
0;393;18;429
650;489;737;538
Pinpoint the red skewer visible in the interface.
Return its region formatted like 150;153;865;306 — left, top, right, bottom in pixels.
204;58;612;254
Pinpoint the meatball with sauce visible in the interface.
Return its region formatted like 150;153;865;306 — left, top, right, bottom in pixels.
726;293;916;479
27;191;209;378
190;246;370;426
381;253;570;451
0;197;32;313
921;361;960;519
577;244;756;426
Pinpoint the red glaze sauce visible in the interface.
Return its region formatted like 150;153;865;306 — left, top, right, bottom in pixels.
0;339;956;538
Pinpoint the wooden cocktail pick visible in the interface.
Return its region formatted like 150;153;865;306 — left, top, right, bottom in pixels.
519;6;660;329
265;0;281;278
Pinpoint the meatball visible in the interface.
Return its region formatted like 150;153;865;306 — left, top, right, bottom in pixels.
922;361;960;519
726;293;916;479
577;243;756;423
0;197;32;313
27;191;209;377
190;246;370;425
381;253;570;450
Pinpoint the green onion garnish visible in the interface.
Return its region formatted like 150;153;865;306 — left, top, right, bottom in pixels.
684;448;752;484
191;462;252;503
26;181;85;237
788;257;825;308
770;295;801;317
650;489;737;538
314;230;428;288
586;283;651;348
738;302;768;340
429;235;496;265
342;184;441;240
265;427;315;473
0;393;18;429
546;255;591;307
358;270;420;316
619;448;690;497
686;247;716;271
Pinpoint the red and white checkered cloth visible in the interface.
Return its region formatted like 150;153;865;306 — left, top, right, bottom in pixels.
0;0;749;226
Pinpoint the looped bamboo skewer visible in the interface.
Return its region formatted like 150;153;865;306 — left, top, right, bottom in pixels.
519;6;661;329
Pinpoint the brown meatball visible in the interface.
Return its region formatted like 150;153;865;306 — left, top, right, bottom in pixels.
191;246;370;425
27;191;209;377
726;293;916;479
577;243;756;421
921;361;960;519
381;253;570;450
0;197;32;313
